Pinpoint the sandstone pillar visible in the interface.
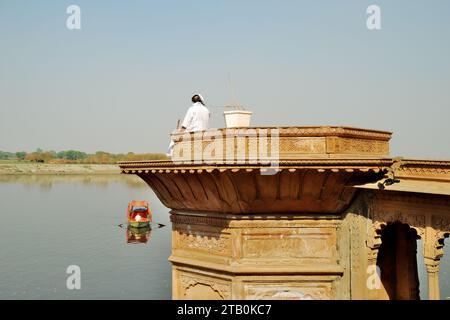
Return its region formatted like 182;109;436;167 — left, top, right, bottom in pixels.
424;258;440;300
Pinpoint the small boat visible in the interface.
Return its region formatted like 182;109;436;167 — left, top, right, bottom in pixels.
127;200;152;228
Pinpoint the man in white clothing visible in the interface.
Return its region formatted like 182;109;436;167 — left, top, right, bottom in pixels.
167;94;210;157
180;94;210;132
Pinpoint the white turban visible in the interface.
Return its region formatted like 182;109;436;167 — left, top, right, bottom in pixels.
198;94;205;105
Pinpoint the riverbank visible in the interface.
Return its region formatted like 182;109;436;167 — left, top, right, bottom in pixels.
0;163;121;175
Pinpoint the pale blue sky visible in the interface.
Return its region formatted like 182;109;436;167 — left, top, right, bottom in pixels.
1;0;449;158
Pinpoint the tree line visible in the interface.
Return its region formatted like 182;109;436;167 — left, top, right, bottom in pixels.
0;149;167;164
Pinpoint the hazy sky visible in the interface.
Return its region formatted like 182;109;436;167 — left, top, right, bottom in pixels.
1;0;449;158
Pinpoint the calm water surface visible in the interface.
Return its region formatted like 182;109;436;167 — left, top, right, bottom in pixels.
0;175;171;299
0;175;448;299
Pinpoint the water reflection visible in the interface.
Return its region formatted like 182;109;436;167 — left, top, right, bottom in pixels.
126;226;152;244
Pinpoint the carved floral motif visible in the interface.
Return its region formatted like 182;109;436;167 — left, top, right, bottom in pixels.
176;231;228;255
245;285;331;300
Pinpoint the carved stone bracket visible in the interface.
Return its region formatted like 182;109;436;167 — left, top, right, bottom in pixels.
432;216;450;257
367;221;383;263
422;216;450;262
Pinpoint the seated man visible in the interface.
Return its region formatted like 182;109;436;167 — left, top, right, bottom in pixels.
167;94;210;157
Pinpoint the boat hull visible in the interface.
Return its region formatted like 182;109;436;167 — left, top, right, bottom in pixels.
128;221;150;228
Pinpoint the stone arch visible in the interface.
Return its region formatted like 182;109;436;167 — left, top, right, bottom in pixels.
184;282;225;300
367;221;423;266
375;221;421;300
181;277;229;300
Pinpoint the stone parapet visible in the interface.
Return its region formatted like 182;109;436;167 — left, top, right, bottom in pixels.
168;126;392;163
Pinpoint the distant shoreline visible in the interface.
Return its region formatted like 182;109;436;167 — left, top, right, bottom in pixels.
0;163;121;175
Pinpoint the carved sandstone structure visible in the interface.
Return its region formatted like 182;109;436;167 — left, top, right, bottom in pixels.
119;126;450;300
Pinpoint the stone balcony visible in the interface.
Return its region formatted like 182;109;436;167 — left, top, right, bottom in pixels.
119;126;393;214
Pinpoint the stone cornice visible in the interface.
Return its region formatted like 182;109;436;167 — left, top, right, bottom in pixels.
170;210;342;228
118;158;394;173
394;159;450;182
170;256;345;275
371;189;450;207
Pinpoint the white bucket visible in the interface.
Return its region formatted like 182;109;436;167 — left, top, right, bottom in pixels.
224;110;253;128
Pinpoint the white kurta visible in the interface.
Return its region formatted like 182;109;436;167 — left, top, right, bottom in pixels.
167;102;210;157
181;102;210;132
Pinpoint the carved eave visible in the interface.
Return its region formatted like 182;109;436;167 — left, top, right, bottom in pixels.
117;159;392;214
118;158;394;175
394;159;450;182
354;159;450;195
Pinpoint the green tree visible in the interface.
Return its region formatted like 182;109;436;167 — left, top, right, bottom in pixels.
64;150;87;160
55;150;87;161
15;151;27;160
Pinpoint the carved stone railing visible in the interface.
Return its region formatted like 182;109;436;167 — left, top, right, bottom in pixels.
169;126;392;164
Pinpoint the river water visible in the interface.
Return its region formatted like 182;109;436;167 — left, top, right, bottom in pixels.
0;175;171;299
0;175;448;299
